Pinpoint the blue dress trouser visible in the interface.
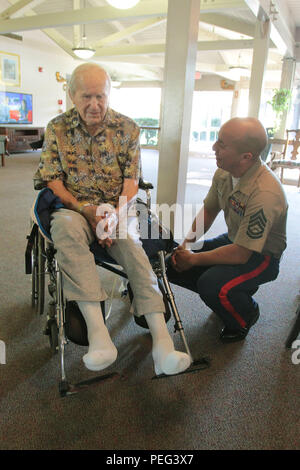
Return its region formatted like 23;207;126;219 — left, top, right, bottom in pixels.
167;233;280;330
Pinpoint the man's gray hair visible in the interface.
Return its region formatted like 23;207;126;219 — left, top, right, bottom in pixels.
68;63;111;96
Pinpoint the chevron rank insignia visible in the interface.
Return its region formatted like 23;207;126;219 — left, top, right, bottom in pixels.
246;209;267;239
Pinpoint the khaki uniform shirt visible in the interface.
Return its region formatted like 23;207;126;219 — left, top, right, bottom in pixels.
35;107;140;207
204;159;288;258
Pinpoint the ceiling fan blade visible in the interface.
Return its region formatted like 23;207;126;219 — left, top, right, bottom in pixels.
1;33;23;41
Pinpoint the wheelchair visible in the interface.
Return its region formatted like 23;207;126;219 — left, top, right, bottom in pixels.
25;179;210;397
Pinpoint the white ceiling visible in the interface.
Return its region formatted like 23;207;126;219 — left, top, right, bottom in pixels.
0;0;299;84
286;0;300;27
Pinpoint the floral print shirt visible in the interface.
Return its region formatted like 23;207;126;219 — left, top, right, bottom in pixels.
35;107;140;206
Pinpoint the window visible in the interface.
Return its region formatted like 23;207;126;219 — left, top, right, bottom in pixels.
192;131;199;141
210;131;217;141
211;117;221;127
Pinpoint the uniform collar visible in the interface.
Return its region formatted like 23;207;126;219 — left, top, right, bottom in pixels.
231;158;263;195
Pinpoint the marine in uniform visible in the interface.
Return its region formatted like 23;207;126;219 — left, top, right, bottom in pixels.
168;117;288;343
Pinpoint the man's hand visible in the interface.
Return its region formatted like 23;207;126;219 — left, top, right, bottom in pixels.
171;246;196;272
98;237;113;248
46;180;116;248
81;205;114;248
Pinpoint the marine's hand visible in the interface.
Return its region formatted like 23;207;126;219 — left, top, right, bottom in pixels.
170;245;183;267
171;246;196;272
98;236;114;248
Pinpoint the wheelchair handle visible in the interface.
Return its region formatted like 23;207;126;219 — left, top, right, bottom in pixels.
138;178;153;191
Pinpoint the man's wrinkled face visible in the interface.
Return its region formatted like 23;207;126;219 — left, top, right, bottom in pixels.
70;69;110;130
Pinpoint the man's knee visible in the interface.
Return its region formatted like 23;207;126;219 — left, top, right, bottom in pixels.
111;234;145;262
196;272;219;302
52;209;80;229
51;209;92;243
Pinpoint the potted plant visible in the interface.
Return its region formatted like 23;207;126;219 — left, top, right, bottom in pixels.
268;88;292;134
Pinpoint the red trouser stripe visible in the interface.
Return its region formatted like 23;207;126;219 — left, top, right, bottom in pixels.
219;255;271;328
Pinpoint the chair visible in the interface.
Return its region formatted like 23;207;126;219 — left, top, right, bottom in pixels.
0;135;8;167
25;184;210;396
285;302;300;349
260;127;274;163
270;129;300;187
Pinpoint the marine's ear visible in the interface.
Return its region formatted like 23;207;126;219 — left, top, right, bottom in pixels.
242;152;254;161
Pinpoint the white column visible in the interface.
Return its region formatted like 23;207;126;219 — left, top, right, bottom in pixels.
291;84;300;130
276;56;296;138
231;80;242;118
248;10;271;118
156;0;200;230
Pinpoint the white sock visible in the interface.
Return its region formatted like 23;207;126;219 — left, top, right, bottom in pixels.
145;312;191;375
77;301;117;371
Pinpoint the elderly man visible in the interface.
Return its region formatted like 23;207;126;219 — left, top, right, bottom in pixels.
35;63;191;375
169;117;288;343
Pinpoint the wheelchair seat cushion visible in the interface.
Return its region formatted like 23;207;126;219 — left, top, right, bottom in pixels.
31;187;64;241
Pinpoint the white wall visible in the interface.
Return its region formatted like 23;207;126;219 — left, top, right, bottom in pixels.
0;30;82;128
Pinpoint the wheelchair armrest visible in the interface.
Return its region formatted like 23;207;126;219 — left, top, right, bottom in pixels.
138;177;153;191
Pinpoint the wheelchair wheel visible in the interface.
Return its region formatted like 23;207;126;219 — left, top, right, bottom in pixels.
48;319;59;354
37;231;45;315
31;229;45;315
31;233;38;308
65;301;89;346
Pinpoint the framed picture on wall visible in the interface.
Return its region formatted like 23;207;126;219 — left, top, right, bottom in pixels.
0;51;20;87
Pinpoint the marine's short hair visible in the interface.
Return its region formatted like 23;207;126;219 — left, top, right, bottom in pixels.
230;117;268;158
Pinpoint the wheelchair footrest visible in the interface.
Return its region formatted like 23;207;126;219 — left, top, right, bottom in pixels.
151;356;211;380
59;372;119;397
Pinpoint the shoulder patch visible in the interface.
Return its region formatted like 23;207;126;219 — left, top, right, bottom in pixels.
246;209;267;239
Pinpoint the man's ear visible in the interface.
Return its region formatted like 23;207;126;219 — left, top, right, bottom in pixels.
68;89;74;103
242;152;253;161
